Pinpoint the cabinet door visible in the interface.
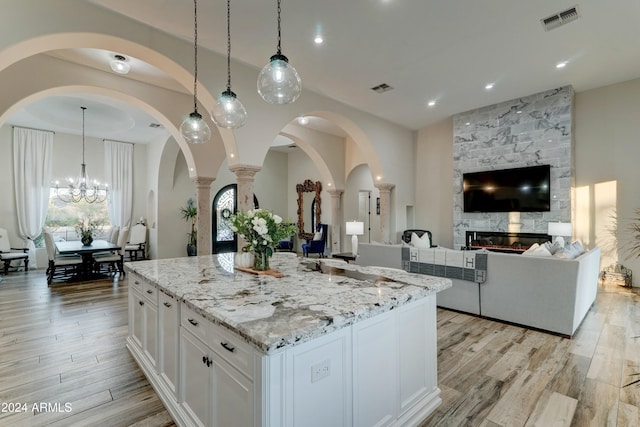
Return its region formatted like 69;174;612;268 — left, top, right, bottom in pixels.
130;290;144;350
398;295;437;414
212;356;253;427
159;293;179;397
180;329;211;427
145;302;158;369
352;310;397;427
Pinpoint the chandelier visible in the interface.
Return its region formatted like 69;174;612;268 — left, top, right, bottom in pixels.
54;106;109;204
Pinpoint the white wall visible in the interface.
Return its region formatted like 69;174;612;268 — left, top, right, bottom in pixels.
575;78;640;285
415;118;454;249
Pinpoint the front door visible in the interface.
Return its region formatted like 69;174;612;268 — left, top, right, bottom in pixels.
212;185;259;254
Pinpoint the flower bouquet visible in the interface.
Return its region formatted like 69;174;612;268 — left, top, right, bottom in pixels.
75;217;101;246
230;209;296;271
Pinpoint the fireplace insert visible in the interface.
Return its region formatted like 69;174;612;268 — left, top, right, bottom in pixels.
465;231;551;253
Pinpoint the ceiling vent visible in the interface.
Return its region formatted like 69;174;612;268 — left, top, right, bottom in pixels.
371;83;393;93
541;6;579;31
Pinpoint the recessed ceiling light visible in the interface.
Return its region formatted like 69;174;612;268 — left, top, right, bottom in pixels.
465;122;471;126
485;83;494;90
110;54;130;74
427;100;436;107
297;116;309;125
556;61;567;69
314;35;323;44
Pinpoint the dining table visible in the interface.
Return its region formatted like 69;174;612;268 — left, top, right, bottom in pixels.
55;239;121;277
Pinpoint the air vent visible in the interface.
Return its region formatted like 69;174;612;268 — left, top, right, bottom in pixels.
541;6;579;31
371;83;393;93
149;123;163;128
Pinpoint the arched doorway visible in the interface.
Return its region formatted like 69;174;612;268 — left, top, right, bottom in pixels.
212;184;259;253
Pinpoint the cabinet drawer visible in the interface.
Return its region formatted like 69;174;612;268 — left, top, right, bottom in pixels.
130;273;144;291
142;282;158;304
181;303;208;343
211;323;253;378
159;291;177;312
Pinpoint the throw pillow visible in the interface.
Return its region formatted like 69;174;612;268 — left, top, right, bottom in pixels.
571;240;585;255
313;230;322;241
410;232;430;248
543;240;563;255
522;243;552;257
522;243;540;255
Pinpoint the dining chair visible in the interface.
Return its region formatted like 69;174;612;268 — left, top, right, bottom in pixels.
43;230;83;285
94;226;129;276
109;226;120;244
126;223;147;261
0;227;29;275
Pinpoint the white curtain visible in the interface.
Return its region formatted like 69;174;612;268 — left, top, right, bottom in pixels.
105;140;133;228
13;127;53;269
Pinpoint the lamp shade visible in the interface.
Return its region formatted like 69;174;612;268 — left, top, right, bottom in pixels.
547;222;572;237
346;221;364;236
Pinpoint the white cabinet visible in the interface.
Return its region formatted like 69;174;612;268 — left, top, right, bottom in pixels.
179;302;254;427
353;310;397;427
352;295;439;427
129;274;158;370
398;295;437;414
159;291;180;398
181;328;212;427
127;276;441;427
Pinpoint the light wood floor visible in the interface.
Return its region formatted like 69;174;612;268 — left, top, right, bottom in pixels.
0;271;638;426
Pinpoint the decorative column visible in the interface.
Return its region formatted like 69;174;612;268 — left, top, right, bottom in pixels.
375;182;395;244
230;164;262;249
230;164;262;212
328;189;343;253
193;177;215;255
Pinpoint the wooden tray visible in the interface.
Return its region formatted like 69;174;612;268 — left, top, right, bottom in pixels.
235;266;284;278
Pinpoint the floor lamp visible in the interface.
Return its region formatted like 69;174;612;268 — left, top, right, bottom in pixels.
346;221;364;257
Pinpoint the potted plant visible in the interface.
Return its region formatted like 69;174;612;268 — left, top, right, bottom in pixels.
180;198;198;256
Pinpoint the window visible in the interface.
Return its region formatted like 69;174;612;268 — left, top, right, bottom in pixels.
44;188;112;242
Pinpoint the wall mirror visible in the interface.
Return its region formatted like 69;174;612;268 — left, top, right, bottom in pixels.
296;179;322;239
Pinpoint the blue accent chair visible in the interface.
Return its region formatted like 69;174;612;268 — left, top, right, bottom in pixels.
302;224;328;257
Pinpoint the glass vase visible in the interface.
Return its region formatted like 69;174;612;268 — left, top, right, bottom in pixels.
253;250;270;271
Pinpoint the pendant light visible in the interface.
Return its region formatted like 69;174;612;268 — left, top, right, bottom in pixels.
180;0;211;144
54;107;109;204
211;0;247;128
257;0;302;104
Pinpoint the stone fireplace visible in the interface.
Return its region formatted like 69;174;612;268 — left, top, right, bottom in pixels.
452;86;574;249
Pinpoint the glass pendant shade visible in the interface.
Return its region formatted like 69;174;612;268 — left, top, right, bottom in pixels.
180;111;211;144
211;90;247;129
257;54;302;104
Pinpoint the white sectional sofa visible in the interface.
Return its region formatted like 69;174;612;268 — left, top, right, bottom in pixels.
356;243;601;337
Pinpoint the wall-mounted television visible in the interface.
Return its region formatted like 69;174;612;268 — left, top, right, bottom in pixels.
463;165;551;213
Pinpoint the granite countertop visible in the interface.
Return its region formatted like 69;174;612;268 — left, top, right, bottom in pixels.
125;253;451;354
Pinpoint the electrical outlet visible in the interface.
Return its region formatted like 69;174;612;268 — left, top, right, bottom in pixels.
311;359;330;383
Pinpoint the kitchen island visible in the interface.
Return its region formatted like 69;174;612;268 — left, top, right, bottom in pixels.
125;252;451;427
